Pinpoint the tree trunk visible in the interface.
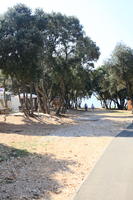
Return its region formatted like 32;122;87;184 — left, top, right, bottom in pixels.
103;99;108;109
35;83;50;114
29;83;34;116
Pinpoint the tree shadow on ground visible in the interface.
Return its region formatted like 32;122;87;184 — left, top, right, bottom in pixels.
0;119;131;137
117;124;133;137
0;144;76;200
0;120;58;136
0;113;67;136
0;110;133;137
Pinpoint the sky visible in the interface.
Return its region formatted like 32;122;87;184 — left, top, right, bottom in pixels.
0;0;133;66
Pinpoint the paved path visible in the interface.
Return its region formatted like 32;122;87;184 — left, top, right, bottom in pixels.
73;124;133;200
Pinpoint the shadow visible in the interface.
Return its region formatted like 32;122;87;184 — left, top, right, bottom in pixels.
0;144;76;200
0;110;133;137
0;117;62;136
127;124;133;129
116;130;133;137
116;124;133;137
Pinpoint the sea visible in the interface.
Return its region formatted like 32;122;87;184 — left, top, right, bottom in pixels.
81;94;101;108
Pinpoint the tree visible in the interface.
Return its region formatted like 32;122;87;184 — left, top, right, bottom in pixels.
0;4;100;116
36;12;100;114
0;4;44;116
93;43;133;110
110;43;133;101
92;66;111;109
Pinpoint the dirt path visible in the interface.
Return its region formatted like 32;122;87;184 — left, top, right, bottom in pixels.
0;110;132;200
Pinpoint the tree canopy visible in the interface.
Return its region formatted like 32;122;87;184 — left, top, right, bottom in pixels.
0;4;100;115
93;43;133;110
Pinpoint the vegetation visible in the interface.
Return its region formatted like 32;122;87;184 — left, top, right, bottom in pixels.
93;43;133;110
0;4;100;116
0;4;133;114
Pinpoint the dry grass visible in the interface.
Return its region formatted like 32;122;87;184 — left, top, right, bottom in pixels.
0;110;132;200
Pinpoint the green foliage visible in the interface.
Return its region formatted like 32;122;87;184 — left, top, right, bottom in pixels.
0;4;100;114
110;43;133;98
0;4;43;83
34;9;100;112
93;42;133;109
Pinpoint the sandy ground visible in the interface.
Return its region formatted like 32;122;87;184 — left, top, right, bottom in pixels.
0;110;133;200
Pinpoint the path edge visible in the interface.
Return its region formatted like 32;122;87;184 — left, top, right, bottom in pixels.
71;122;131;200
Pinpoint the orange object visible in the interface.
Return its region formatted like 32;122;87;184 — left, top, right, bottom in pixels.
127;100;133;110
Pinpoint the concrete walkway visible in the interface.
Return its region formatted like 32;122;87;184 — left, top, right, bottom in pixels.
73;124;133;200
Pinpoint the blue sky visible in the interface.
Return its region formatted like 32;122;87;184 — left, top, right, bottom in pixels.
1;0;133;66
